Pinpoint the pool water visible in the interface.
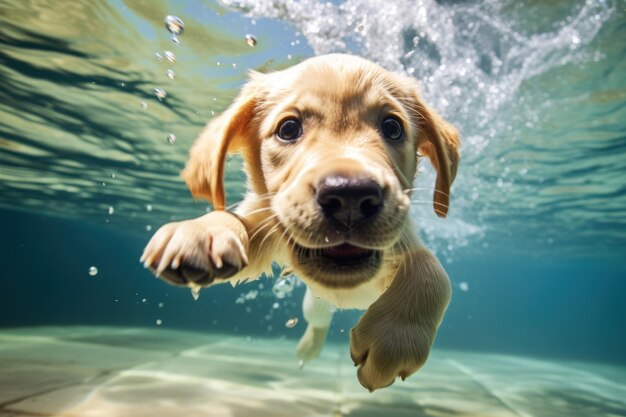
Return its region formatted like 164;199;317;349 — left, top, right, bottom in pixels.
0;0;625;416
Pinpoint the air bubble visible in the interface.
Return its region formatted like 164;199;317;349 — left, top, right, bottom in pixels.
285;317;298;328
140;101;148;110
155;52;163;62
166;69;176;79
164;51;176;62
107;206;114;215
158;302;164;308
324;236;329;243
164;15;184;43
245;34;257;47
459;282;469;292
146;225;152;231
88;266;98;276
156;319;162;325
167;133;176;144
146;204;153;212
154;88;167;101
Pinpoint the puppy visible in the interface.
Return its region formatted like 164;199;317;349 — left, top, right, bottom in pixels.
141;54;460;391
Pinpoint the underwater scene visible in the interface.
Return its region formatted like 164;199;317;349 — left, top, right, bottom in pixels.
1;0;625;416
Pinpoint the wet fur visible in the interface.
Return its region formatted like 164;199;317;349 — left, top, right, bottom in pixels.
141;54;460;391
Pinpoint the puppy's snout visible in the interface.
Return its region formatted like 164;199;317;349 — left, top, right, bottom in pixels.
316;175;383;226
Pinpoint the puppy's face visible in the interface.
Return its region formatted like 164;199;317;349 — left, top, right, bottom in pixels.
259;62;417;287
182;55;460;289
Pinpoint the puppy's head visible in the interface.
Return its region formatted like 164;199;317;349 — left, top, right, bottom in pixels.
182;54;460;288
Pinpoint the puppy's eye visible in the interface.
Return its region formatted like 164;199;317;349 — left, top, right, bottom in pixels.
277;118;303;142
381;117;403;141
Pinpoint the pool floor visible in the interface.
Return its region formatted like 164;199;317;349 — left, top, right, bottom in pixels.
0;326;624;416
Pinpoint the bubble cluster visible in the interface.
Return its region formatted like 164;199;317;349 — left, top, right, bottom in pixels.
272;275;296;299
235;289;259;304
219;0;615;256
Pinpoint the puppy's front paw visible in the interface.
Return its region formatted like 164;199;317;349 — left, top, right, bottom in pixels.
140;218;248;287
350;308;436;391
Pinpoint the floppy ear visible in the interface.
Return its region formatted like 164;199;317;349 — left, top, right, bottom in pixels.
415;100;461;218
181;75;263;210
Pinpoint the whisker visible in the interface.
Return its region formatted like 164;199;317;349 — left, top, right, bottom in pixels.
244;206;275;217
409;199;450;218
259;223;282;249
249;214;280;243
408;199;479;225
409;200;449;209
225;192;278;211
285;229;299;254
276;222;294;247
403;187;450;198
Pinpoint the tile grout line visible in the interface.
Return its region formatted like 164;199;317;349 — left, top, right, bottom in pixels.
446;359;532;417
0;333;217;414
0;368;120;412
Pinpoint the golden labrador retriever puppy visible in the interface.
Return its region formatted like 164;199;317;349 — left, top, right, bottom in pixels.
141;54;460;391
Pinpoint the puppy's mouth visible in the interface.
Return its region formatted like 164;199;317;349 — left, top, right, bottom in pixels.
293;242;382;288
295;242;381;268
320;243;375;263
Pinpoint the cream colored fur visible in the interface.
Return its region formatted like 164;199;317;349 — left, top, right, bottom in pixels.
141;54;460;391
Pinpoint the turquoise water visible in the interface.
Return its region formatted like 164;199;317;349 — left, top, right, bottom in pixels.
0;0;625;416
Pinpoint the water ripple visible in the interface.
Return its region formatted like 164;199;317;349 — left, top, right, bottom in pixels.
0;0;624;257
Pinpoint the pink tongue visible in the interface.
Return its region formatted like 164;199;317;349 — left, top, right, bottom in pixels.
324;244;368;258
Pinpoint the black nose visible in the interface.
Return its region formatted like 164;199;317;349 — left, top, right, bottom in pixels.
316;175;383;226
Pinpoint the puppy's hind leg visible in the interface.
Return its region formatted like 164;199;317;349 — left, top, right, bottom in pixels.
296;286;334;365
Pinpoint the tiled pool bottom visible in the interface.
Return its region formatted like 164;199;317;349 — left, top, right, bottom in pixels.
0;327;624;417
